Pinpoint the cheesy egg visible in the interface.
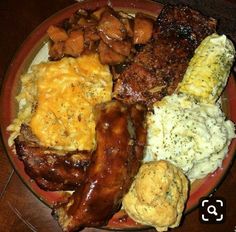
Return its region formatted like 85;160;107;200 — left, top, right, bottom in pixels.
29;53;112;151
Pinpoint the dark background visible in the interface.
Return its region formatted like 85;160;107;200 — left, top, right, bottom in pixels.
0;0;236;232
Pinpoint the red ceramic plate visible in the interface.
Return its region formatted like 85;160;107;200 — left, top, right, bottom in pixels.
0;0;236;230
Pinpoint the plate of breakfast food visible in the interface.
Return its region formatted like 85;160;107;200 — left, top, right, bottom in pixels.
0;0;235;231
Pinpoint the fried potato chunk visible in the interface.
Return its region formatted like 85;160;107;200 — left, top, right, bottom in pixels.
122;160;189;231
133;14;153;44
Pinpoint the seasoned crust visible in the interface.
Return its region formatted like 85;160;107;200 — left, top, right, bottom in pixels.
114;5;216;106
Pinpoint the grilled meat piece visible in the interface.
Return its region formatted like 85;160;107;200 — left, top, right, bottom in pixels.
114;5;217;106
14;125;91;191
53;101;146;231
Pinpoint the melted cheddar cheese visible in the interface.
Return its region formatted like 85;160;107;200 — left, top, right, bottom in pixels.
30;54;112;150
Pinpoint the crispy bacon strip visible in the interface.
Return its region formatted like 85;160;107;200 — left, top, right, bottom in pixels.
53;101;146;231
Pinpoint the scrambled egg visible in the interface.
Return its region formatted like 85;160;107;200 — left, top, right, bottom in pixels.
177;33;235;103
29;54;112;150
144;94;236;181
123;160;189;231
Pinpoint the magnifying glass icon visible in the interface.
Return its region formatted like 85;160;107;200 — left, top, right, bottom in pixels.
207;205;217;216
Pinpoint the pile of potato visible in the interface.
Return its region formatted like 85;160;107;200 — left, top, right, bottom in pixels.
47;7;154;65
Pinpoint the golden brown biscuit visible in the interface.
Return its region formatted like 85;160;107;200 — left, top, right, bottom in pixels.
122;160;189;231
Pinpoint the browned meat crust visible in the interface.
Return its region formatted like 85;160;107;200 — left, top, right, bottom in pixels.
53;101;146;231
14;125;92;191
114;5;217;106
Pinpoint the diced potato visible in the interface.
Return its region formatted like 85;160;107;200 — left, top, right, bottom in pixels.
64;30;84;57
99;32;131;56
121;18;134;37
98;40;125;65
77;17;97;28
84;27;100;42
49;41;65;60
98;11;126;41
91;7;107;20
133;14;153;44
47;25;68;42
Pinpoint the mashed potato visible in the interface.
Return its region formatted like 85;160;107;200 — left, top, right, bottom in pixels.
123;160;188;231
144;93;235;181
8;54;112;150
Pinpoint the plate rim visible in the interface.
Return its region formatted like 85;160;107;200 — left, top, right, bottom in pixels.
0;0;235;229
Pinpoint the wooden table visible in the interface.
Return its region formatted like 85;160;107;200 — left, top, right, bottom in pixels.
0;0;235;231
